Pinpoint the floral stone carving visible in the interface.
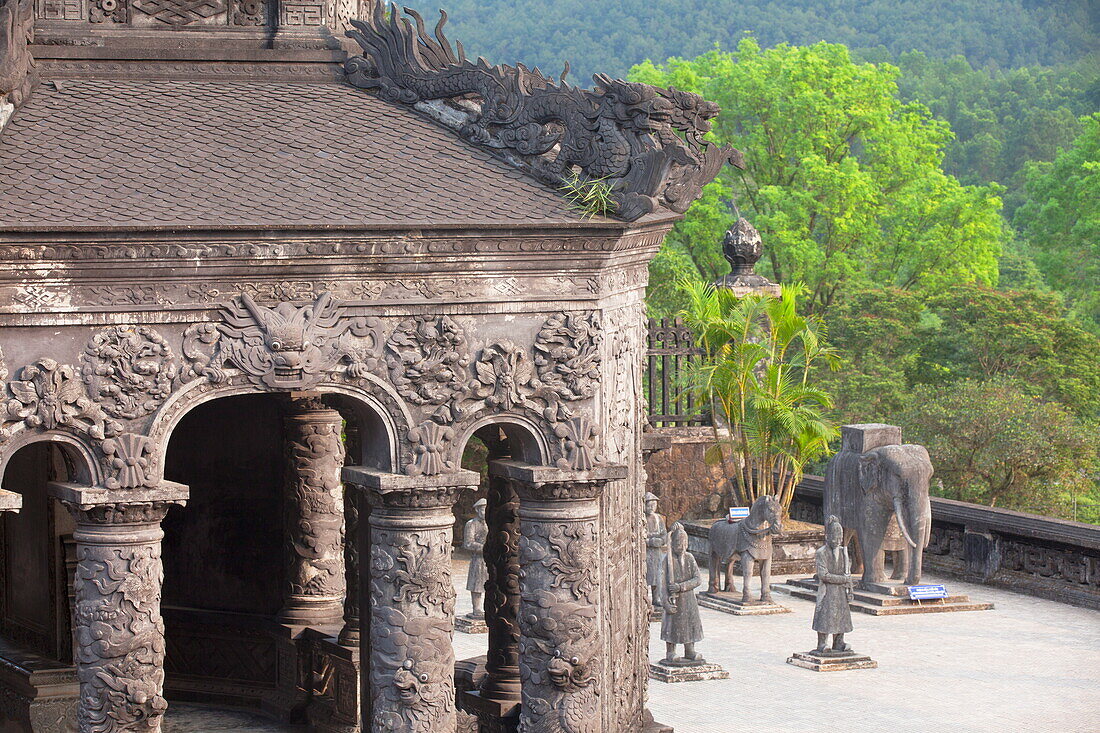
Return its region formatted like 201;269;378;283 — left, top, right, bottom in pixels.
81;325;178;419
181;292;381;390
385;315;470;423
102;433;156;490
345;1;741;221
406;419;457;477
3;359;120;440
473;341;533;411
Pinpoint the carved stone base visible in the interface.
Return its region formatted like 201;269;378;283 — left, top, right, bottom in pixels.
696;591;791;615
0;640;79;733
455;614;489;634
648;660;728;683
786;650;877;671
773;578;994;615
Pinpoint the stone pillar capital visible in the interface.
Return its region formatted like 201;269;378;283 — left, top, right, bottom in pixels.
48;480;189;526
488;460;627;503
342;466;479;511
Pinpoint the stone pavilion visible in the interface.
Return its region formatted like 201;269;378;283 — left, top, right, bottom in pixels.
0;0;738;730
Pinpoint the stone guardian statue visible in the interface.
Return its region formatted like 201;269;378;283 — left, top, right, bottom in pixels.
463;497;488;619
643;492;667;608
658;523;704;665
813;515;855;653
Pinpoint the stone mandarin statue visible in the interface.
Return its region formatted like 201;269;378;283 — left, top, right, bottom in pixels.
813;515;856;654
463;497;489;619
644;491;668;608
659;523;705;665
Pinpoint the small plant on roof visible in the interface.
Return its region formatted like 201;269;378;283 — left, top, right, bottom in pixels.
560;172;616;218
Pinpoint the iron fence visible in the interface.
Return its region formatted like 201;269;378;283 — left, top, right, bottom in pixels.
645;317;710;427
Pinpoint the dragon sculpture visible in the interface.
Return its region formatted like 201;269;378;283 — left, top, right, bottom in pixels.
0;0;36;127
345;1;743;221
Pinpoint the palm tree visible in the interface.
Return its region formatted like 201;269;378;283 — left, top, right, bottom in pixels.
679;280;840;514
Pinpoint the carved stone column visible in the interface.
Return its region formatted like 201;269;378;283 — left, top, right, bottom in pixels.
338;481;364;646
48;481;188;733
460;459;522;729
492;461;626;733
342;467;479;733
280;396;346;626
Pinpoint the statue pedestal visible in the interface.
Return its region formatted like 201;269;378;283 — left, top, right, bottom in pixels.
772;577;994;615
786;650;877;672
696;591;791;615
455;614;489;634
648;659;729;683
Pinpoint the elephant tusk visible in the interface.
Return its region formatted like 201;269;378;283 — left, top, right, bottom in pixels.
893;497;917;548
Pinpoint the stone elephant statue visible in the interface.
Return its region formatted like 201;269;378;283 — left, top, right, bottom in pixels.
824;424;933;587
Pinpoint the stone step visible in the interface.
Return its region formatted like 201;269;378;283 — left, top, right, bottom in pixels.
772;582;994;616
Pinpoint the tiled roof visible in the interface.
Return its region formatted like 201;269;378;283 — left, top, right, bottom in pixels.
0;79;586;231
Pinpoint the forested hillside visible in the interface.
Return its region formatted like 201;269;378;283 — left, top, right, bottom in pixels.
405;0;1096;81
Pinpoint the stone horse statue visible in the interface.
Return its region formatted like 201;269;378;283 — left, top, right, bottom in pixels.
707;494;783;603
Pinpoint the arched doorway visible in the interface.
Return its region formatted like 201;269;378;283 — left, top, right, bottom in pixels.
0;439;90;730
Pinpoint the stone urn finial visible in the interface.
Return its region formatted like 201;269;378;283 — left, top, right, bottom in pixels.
714;214;780;296
722;218;763;276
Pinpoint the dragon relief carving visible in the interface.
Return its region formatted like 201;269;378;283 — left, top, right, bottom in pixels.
369;528;456;732
181;292;382;390
385;315;471;424
72;539;168;733
344;1;741;221
2;359;121;440
0;0;37;121
533;312;602;404
81;326;178;420
518;520;602;733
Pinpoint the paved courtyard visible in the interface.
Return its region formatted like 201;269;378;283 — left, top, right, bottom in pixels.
164;554;1100;732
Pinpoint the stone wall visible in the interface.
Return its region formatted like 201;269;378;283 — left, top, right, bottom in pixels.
642;427;728;526
792;475;1100;610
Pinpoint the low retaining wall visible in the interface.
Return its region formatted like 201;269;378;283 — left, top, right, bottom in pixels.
791;475;1100;610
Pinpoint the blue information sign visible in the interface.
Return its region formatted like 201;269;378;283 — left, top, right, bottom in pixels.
908;584;948;601
727;507;750;522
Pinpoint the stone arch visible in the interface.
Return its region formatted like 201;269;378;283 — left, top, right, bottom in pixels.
0;430;100;487
453;407;553;467
146;373;411;481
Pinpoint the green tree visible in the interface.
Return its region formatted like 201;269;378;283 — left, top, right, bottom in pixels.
816;286;923;424
913;285;1100;418
632;40;1005;313
679;281;839;512
900;378;1100;520
1014;113;1100;335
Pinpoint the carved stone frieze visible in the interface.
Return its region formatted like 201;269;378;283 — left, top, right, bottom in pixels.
2;358;121;440
345;1;740;221
181;292;382;390
386;315;470;423
231;0;265;24
280;399;346;625
533;312;602;403
81;325;178;420
551;416;598;472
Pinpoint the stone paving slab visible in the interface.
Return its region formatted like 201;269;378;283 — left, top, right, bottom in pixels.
166;552;1100;733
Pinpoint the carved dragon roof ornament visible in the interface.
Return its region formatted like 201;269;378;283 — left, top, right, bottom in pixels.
345;1;744;222
0;0;36;131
